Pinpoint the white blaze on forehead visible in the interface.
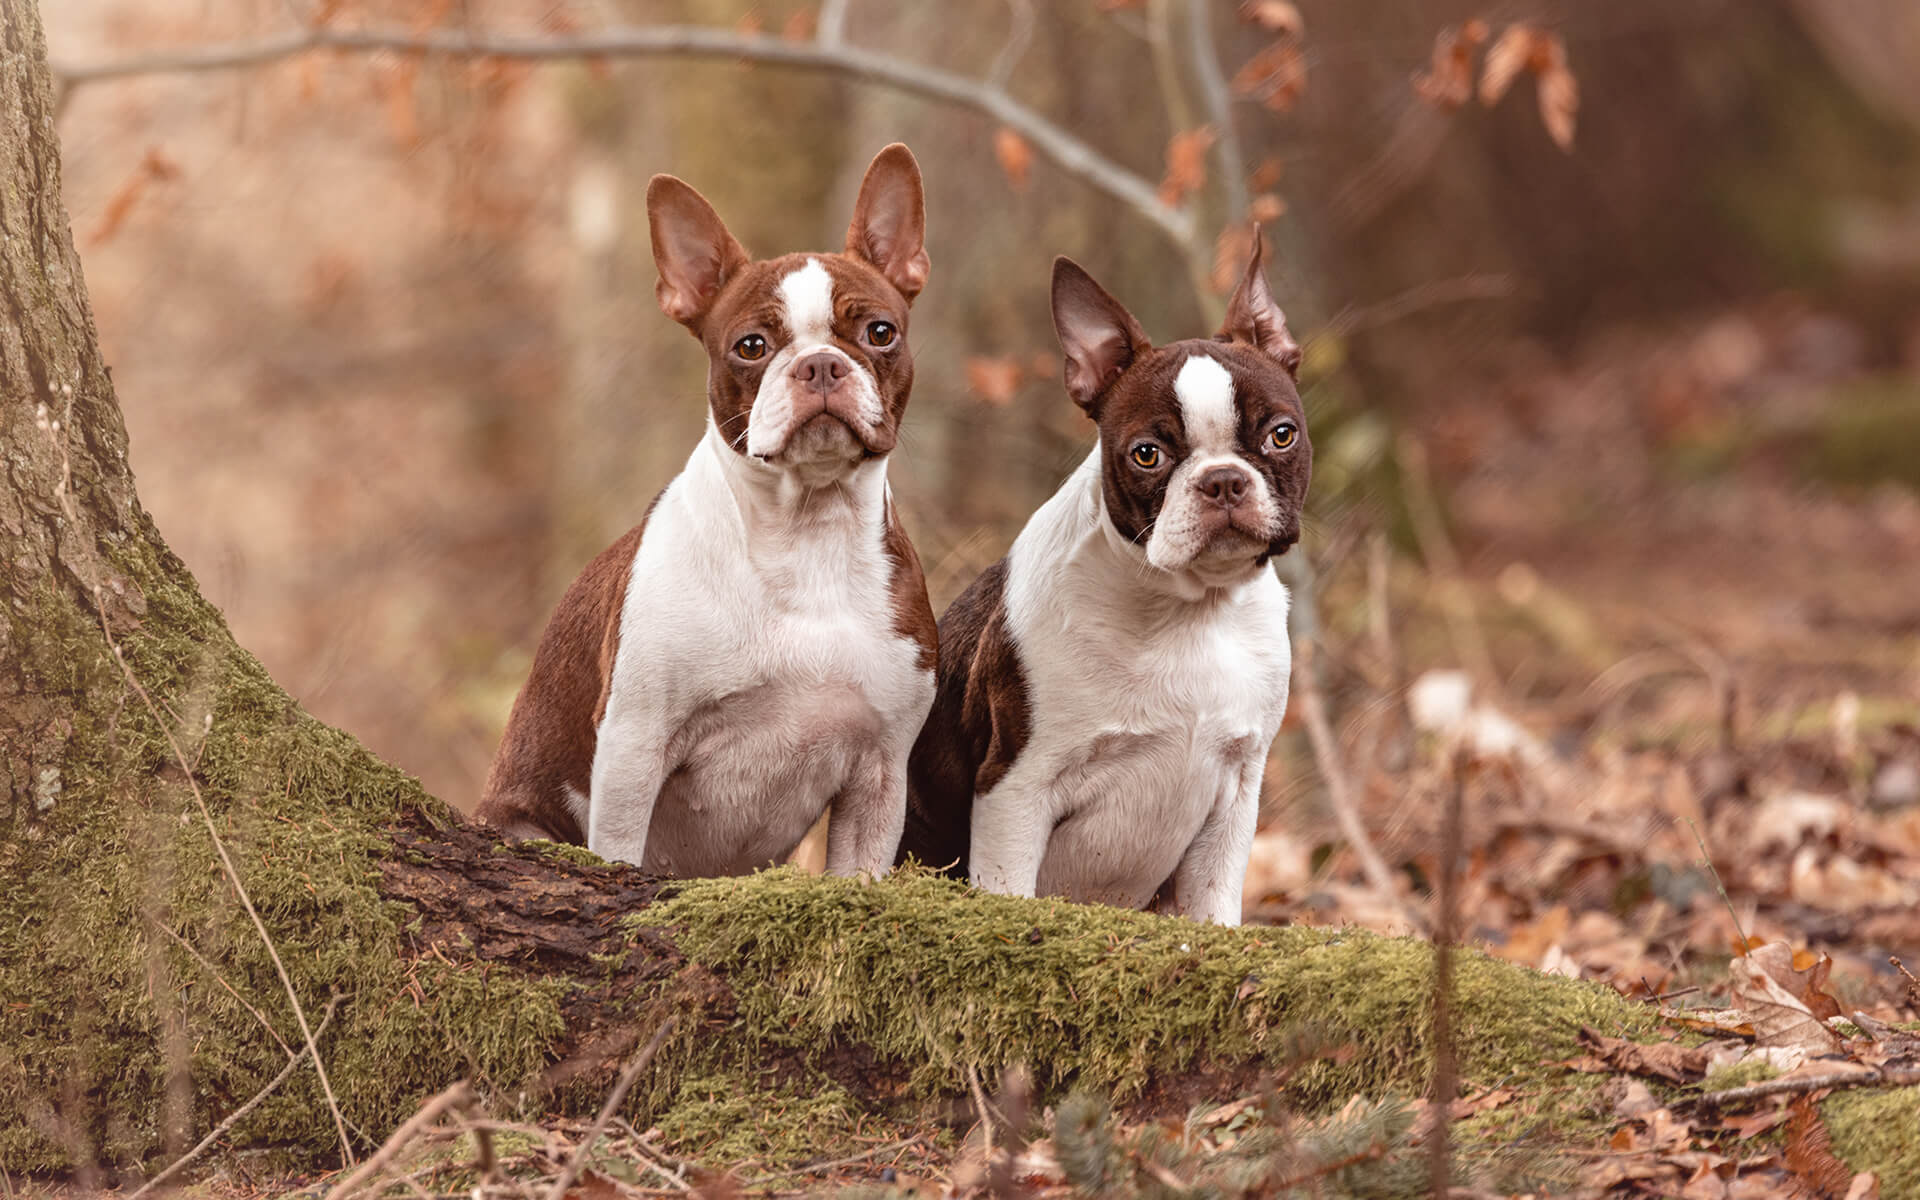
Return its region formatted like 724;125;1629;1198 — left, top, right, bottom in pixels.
778;258;836;347
1174;354;1237;454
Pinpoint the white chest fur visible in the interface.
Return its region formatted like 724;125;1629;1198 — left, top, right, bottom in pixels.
586;426;934;877
975;451;1292;923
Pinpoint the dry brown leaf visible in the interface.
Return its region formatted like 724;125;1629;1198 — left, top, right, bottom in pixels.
1239;0;1303;37
1728;952;1844;1055
993;128;1034;192
1532;33;1579;151
1578;1026;1711;1084
1248;156;1284;191
1209;224;1257;295
1231;40;1307;112
87;149;181;248
1158;127;1217;207
1720;1106;1794;1139
1478;24;1536;105
1249;193;1287;223
1412;22;1487;112
1496;902;1571;966
782;7;816;41
1745;942;1846;1022
966;357;1024;406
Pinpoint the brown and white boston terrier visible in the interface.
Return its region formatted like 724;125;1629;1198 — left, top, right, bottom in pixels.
896;238;1310;924
476;144;938;878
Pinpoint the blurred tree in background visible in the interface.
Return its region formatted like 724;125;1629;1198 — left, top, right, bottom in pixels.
40;0;1920;808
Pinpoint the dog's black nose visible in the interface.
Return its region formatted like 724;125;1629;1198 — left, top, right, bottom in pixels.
792;351;849;394
1197;465;1250;508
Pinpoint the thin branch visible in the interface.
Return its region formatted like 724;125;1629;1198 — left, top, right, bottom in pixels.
153;918;296;1060
130;995;344;1200
543;1014;681;1200
325;1082;476;1200
744;1135;926;1185
816;0;851;47
1185;0;1247;219
987;0;1036;90
1689;1066;1920;1111
49;22;1190;245
1294;639;1426;933
95;590;357;1166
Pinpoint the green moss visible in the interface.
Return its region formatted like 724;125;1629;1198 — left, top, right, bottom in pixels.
1698;1059;1781;1094
1824;1086;1920;1197
523;839;609;868
657;1073;867;1168
638;868;1659;1109
0;536;565;1172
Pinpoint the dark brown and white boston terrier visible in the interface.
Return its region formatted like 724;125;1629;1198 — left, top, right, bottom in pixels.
897;238;1310;924
476;144;938;878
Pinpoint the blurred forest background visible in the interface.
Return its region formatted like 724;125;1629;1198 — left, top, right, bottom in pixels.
41;0;1920;995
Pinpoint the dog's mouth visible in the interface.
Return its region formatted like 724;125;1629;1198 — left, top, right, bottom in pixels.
1197;508;1272;553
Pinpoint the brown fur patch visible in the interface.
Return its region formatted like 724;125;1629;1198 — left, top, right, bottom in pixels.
897;558;1029;873
882;497;937;673
474;508;653;844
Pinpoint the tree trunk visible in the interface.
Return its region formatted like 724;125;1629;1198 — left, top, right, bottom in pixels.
4;1;1913;1189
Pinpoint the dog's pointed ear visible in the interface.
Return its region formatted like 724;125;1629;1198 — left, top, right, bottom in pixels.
648;174;750;329
1216;229;1301;376
845;143;930;302
1052;257;1151;415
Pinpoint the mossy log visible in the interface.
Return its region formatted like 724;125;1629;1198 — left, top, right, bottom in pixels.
3;0;1917;1188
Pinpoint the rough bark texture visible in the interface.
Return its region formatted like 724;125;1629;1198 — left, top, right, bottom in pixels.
3;1;1916;1188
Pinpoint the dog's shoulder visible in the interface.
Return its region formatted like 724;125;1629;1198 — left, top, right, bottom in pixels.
474;494;663;843
898;557;1030;870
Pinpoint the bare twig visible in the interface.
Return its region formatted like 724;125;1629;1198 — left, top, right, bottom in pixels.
1690;1066;1920;1111
1426;755;1465;1196
325;1082;476;1200
745;1135;927;1185
48;23;1189;246
152;919;295;1060
544;1014;681;1200
1395;436;1496;686
130;995;343;1200
815;0;851;47
1294;640;1426;932
986;0;1035;89
1184;0;1247;219
1684;817;1748;947
964;1061;997;1159
95;592;356;1165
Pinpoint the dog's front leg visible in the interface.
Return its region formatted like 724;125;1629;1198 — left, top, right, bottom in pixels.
586;715;671;866
825;747;908;878
967;776;1050;897
1170;760;1262;926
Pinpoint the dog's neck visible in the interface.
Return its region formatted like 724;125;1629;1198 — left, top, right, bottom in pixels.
699;422;890;537
1056;447;1269;614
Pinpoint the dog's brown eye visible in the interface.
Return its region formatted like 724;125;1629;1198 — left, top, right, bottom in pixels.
734;334;768;361
1268;423;1298;451
1130;443;1162;469
866;320;897;348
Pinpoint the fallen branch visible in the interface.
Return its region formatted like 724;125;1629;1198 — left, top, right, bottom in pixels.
1688;1066;1920;1112
129;995;342;1200
744;1135;927;1186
